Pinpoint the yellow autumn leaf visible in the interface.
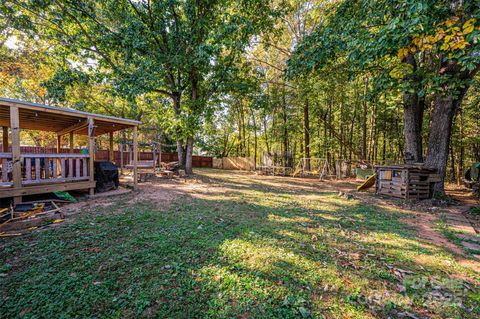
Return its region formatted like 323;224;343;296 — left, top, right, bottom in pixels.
449;27;461;34
440;42;450;51
451;40;468;50
435;33;445;42
444;17;458;27
464;18;476;27
425;35;436;44
412;36;423;48
462;19;475;34
444;18;457;27
397;48;409;60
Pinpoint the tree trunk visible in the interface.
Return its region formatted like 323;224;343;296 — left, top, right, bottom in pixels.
449;143;456;183
186;73;199;173
176;140;185;167
282;90;288;167
403;92;424;163
251;109;257;170
368;101;377;162
172;92;186;167
362;77;368;160
339;100;344;159
402;53;425;163
241;104;246;156
349;80;359;161
457;109;464;185
425;94;463;196
185;136;194;175
263;116;271;156
304;99;310;170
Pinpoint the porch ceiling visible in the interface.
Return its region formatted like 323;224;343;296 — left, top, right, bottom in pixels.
0;98;141;136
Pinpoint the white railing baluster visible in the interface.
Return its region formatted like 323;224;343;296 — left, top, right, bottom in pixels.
35;158;41;181
76;158;81;179
68;158;73;178
53;160;58;178
25;158;31;180
45;158;50;179
61;158;66;178
2;158;8;182
83;158;88;178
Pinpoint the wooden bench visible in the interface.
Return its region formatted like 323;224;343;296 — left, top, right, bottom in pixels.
125;160;155;169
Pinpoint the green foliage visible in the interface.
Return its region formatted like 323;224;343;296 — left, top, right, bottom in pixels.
3;0;279;152
289;0;480;95
2;0;480;177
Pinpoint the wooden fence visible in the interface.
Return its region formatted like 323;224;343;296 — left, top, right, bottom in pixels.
1;146;213;168
213;157;255;170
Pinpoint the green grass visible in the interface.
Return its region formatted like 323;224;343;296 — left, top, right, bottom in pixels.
1;169;479;318
438;211;480;256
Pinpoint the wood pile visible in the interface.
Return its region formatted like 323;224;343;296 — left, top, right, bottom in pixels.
159;170;174;177
161;161;180;173
0;201;63;236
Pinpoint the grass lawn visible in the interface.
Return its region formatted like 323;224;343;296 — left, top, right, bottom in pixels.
1;169;479;318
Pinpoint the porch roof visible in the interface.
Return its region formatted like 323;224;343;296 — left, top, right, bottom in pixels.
0;97;141;136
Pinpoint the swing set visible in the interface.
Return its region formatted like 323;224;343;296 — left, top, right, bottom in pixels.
292;158;336;180
121;141;161;173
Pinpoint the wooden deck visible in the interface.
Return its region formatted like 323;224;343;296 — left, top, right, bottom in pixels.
0;98;141;203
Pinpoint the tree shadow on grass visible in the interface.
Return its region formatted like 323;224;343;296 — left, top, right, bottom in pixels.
0;173;478;319
194;172;345;197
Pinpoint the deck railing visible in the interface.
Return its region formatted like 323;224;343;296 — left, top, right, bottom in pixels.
0;152;12;186
0;152;91;187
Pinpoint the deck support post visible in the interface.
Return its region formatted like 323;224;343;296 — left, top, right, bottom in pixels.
2;126;8;152
69;131;74;152
109;131;114;162
56;135;62;176
128;143;132;164
10;106;22;204
120;141;124;175
133;126;138;188
57;135;62;153
88;117;95;195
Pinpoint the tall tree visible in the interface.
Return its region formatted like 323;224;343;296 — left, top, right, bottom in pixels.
289;0;480;195
4;0;276;174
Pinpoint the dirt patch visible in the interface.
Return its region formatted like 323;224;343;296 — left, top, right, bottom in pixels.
354;193;468;256
446;183;480;207
402;211;464;255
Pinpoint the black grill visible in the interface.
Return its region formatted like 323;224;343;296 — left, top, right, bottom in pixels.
94;161;119;193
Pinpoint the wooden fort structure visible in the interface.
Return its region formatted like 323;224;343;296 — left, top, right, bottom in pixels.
375;165;440;200
0;98;141;204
